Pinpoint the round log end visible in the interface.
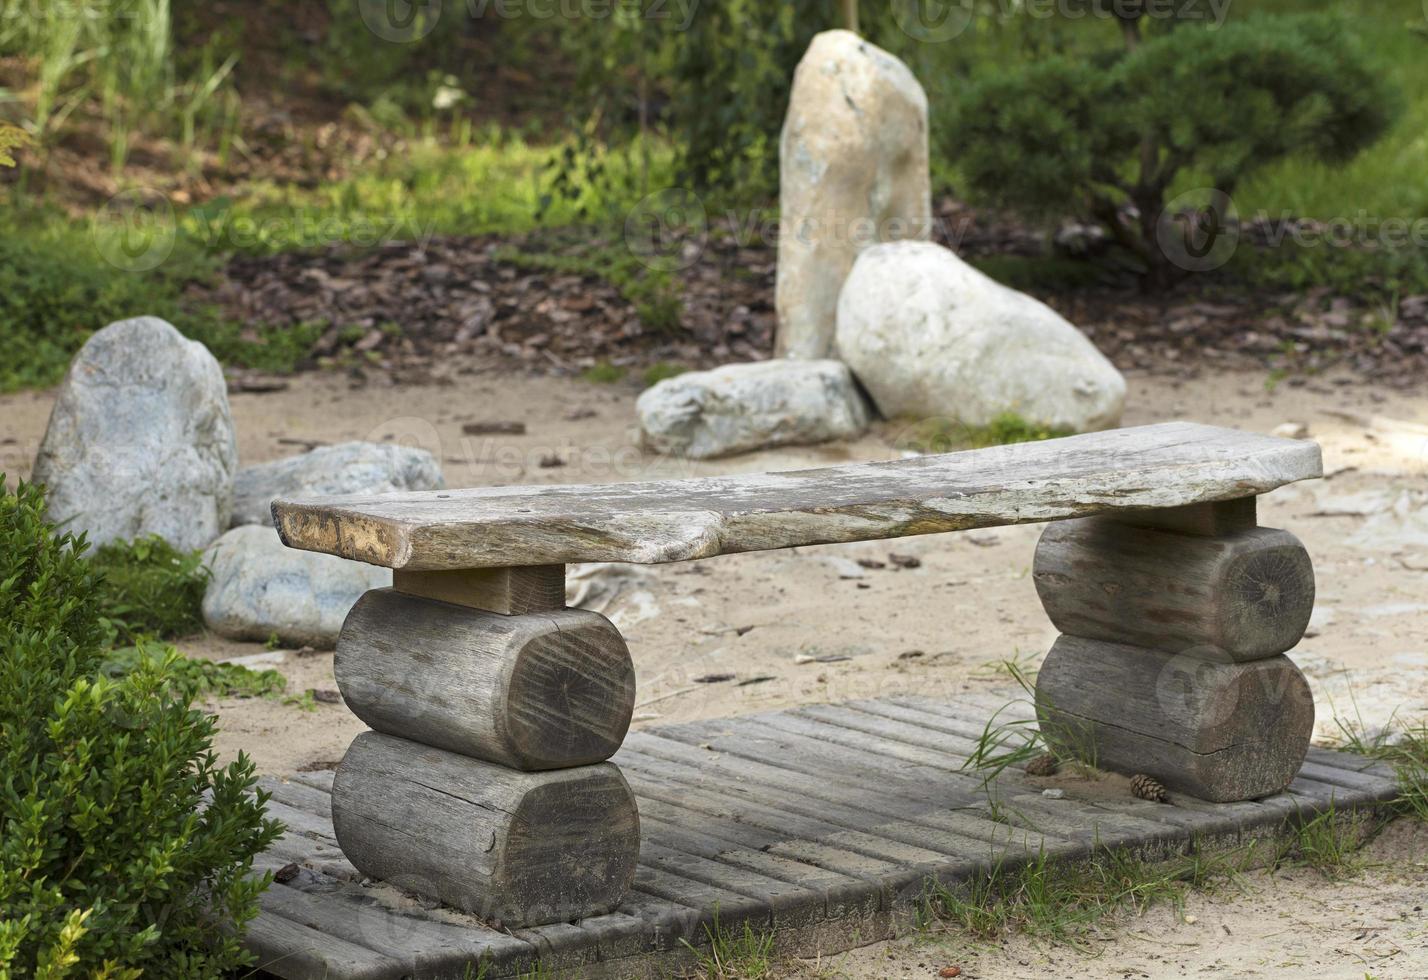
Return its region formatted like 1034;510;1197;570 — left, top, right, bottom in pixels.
1036;635;1315;803
332;733;640;927
1217;530;1315;661
503;612;636;770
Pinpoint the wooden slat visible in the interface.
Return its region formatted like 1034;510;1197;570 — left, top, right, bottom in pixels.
245;911;406;980
258;880;535;973
272;423;1322;569
637;813;880;921
624;731;1073;855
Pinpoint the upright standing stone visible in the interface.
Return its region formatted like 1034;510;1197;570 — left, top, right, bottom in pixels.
32;316;237;551
776;30;931;360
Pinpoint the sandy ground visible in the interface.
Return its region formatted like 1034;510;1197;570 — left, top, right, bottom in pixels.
3;365;1426;978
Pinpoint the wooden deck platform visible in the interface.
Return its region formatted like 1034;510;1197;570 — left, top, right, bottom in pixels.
247;694;1400;980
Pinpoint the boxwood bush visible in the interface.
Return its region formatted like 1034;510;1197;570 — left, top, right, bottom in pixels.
0;477;281;977
947;13;1397;289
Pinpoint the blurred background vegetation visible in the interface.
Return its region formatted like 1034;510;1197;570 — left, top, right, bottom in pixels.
0;0;1425;389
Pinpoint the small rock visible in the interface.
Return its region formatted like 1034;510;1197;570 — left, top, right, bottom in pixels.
202;525;390;648
32;316;237;550
637;360;870;459
1272;422;1310;439
939;968;962;979
693;673;736;684
232;441;444;528
462;420;526;436
1042;788;1066;800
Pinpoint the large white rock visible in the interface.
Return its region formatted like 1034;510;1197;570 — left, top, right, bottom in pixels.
231;442;444;528
836;242;1126;432
202;525;389;649
776;30;932;360
32;316;237;551
637;360;870;459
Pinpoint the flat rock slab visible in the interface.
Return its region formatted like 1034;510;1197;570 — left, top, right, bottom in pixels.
246;694;1396;980
273;422;1322;570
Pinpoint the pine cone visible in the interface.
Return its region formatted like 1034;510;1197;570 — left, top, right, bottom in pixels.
1131;773;1168;803
1025;753;1059;777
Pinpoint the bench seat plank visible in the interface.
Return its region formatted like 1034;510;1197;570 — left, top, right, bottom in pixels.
272;422;1321;570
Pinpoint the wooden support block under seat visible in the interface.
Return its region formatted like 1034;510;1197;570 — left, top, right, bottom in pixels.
1035;635;1314;803
1110;497;1257;537
332;732;640;927
1034;518;1314;662
337;589;635;770
393;565;565;615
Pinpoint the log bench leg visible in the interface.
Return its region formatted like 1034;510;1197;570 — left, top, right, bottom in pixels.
1031;499;1317;802
328;565;641;927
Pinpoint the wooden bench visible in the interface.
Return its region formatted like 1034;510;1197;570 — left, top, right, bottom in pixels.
272;421;1323;928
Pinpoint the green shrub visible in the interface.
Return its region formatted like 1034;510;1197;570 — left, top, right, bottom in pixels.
0;477;281;977
0;210;323;392
100;646;287;702
947;14;1398;288
88;535;210;644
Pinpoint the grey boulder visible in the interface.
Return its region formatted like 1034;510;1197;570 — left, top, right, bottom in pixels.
836;242;1126;433
31;316;237;551
636;359;870;459
202;525;389;648
232;441;444;527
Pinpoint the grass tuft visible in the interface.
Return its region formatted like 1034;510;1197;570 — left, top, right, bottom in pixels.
100;644;285;702
88;534;210;644
897;413;1073;456
1331;711;1428;822
682;910;776;980
923;846;1238;948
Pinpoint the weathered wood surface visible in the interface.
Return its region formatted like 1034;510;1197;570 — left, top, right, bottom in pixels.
271;423;1322;570
1035;635;1315;802
336;590;635;769
1034;519;1315;661
331;732;640;926
1112;497;1258;537
393;564;565;614
249;694;1395;980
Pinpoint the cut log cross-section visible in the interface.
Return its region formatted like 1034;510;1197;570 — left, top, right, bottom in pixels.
1034;517;1315;661
331;732;640;926
336;588;636;770
1035;635;1314;802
